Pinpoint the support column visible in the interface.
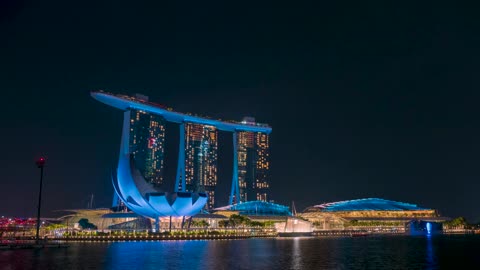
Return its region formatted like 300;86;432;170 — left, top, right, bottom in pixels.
120;110;131;156
154;217;159;232
229;131;240;205
187;217;193;231
113;110;132;207
175;123;186;192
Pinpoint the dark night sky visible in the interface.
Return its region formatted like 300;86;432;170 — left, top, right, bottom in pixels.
1;1;479;221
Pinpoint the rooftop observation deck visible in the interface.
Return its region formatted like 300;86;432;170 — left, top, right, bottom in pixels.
91;91;272;133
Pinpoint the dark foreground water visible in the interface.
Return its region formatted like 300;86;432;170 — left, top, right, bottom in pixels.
1;235;479;269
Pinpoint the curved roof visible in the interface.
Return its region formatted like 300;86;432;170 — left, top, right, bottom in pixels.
91;91;271;133
214;201;292;216
304;198;430;212
113;148;207;218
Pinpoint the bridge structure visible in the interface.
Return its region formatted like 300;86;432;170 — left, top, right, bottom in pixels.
91;91;272;209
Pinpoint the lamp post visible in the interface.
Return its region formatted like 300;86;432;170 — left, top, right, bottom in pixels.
35;157;46;244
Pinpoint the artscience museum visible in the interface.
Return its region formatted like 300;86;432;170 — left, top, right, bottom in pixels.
112;152;208;228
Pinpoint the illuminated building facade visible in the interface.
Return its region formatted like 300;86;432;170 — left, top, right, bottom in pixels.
91;91;272;219
129;109;166;186
184;123;218;209
236;127;270;203
299;198;447;232
214;201;291;216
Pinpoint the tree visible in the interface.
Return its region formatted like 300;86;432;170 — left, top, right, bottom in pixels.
218;220;229;228
264;221;275;227
249;221;264;227
444;217;467;228
192;220;210;228
78;218;97;230
228;214;251;227
348;220;359;226
45;223;66;231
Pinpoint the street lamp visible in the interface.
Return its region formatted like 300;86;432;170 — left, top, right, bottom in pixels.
35;157;46;244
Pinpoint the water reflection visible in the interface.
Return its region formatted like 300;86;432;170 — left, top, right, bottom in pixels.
106;241;209;269
291;237;301;270
425;235;436;270
1;236;478;269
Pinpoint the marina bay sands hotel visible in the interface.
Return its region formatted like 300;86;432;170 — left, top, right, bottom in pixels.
92;91;272;209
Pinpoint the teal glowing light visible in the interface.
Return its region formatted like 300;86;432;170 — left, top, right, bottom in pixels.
306;198;431;212
215;201;292;216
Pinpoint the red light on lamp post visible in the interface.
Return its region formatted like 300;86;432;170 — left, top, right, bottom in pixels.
36;157;45;168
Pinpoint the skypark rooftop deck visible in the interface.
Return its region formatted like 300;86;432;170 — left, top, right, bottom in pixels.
91;91;272;133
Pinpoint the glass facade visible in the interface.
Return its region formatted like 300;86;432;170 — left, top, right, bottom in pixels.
129;109;166;186
237;131;270;202
184;123;218;209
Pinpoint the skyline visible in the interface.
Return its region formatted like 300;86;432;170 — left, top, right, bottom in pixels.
1;2;480;222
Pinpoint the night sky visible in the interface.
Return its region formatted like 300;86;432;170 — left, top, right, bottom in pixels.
1;1;479;221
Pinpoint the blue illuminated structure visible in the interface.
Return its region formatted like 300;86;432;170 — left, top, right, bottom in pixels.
91;91;272;133
111;110;207;227
407;220;443;235
215;201;292;216
230;132;240;204
304;198;430;212
91;91;272;207
92;91;273;224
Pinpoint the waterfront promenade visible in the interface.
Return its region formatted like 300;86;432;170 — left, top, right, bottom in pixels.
1;230;277;248
3;228;478;248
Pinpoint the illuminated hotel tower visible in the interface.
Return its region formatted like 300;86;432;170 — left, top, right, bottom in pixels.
129;109;166;186
184;123;218;209
91;91;272;209
235;118;270;203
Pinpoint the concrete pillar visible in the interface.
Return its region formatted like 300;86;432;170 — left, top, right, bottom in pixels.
175;123;186;192
110;110;132;208
154;217;160;232
229;131;240;205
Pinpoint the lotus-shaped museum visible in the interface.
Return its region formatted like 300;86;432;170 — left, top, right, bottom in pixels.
112;153;208;220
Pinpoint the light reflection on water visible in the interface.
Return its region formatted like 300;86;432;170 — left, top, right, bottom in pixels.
106;241;209;269
291;237;301;270
425;235;437;270
1;235;479;269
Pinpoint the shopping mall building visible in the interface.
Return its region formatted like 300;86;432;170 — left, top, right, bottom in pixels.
299;198;448;233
